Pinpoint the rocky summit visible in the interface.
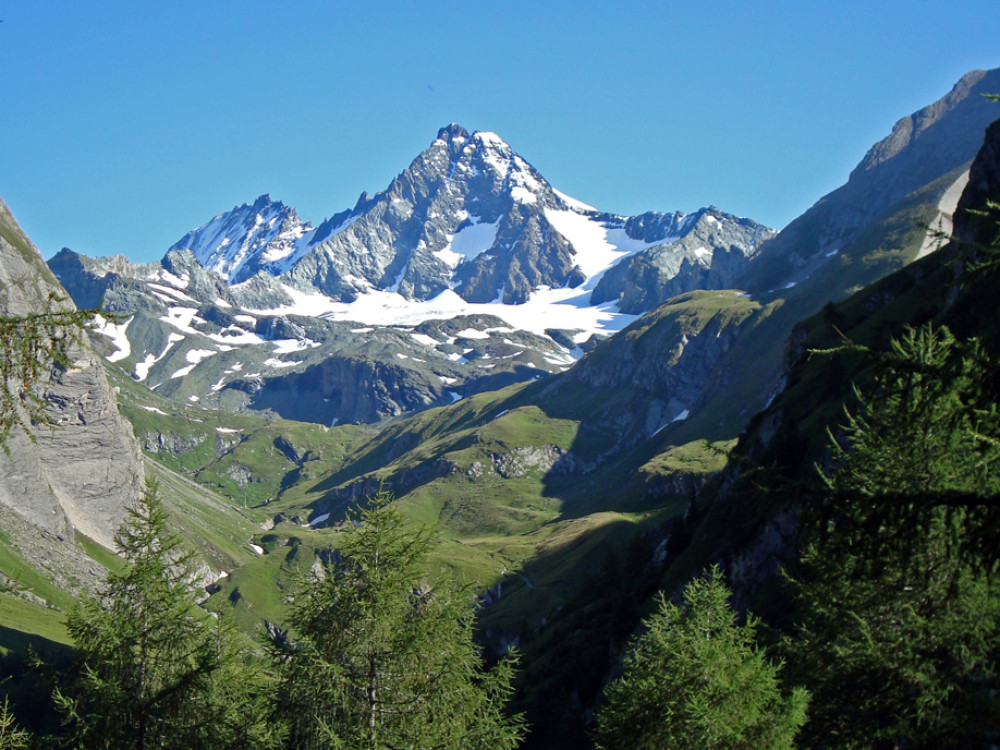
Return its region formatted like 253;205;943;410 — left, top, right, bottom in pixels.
166;124;775;308
51;125;774;425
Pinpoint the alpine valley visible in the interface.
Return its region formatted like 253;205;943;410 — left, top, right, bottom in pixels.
2;67;1000;749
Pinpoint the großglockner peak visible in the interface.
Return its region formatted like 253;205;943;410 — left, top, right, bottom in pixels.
168;124;776;308
51;124;776;427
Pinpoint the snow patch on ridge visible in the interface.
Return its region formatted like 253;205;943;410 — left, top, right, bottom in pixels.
94;314;133;363
552;188;597;213
434;219;499;268
543;209;657;284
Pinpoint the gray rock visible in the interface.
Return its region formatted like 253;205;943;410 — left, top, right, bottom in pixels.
0;197;145;594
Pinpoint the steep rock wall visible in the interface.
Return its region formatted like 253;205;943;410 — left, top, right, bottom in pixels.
0;198;144;585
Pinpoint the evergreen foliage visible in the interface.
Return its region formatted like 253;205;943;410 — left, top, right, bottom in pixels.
811;323;1000;572
0;698;31;750
54;478;280;750
273;486;525;750
788;323;1000;747
592;566;808;750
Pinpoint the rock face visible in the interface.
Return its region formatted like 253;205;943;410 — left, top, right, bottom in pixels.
0;197;144;587
742;68;1000;295
955;118;1000;245
591;208;774;313
164;124;771;308
537;289;763;460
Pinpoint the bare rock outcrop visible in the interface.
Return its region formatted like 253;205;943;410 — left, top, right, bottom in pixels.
0;197;144;595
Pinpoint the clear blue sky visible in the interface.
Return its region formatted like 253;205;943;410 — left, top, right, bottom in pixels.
1;1;998;263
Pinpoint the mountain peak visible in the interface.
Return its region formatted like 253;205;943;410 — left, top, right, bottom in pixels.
436;123;471;142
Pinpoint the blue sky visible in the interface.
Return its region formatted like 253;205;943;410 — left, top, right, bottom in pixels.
1;1;998;264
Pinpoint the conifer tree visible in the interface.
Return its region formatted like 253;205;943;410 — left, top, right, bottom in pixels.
789;323;1000;747
0;698;31;750
54;478;280;750
592;566;808;750
273;486;525;750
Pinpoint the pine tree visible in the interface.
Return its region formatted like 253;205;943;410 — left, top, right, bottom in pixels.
273;486;525;750
54;478;280;750
592;566;808;750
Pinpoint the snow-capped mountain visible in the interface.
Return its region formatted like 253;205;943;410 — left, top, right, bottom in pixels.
170;124;774;308
52;124;775;426
168;194;319;285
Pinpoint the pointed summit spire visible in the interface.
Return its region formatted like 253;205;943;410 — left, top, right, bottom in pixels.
436;123;470;141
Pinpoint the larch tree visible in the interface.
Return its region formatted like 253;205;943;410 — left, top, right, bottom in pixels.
54;478;280;750
592;566;809;750
273;486;525;750
788;323;1000;748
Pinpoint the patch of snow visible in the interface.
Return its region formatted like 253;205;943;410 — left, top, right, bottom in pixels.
233;314;257;325
309;512;331;527
172;364;196;379
134;333;185;382
544;209;657;286
148;282;198;304
350;327;373;333
510;186;537;205
214;297;232;308
272;338;317;354
410;332;440;347
671;409;690;422
249;543;264;555
160;306;206;335
439;375;458;384
453;328;490;340
448;391;462;402
154;270;189;289
185;348;217;364
434;218;500;268
94;314;133;363
188;395;200;402
139;405;168;415
211;326;265;345
151;290;180;304
266;282;638;345
553;188;597;212
264;358;302;369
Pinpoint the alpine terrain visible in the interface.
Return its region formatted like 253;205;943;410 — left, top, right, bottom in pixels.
0;66;997;750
